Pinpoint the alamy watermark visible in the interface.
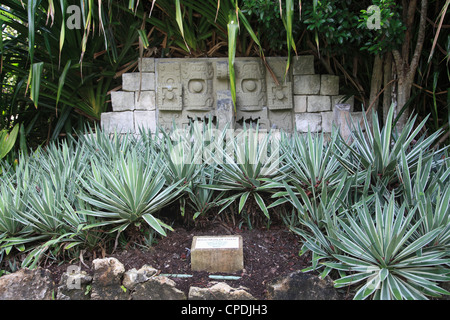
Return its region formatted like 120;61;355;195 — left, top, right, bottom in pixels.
66;265;82;289
66;5;81;30
167;127;281;176
366;5;381;30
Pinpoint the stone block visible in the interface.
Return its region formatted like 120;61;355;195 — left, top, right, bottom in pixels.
138;58;155;73
294;95;307;113
332;95;354;111
216;90;235;130
292;55;315;75
295;113;322;133
307;95;331;112
134;110;157;133
135;91;156;111
122;72;155;91
191;235;243;273
101;111;134;133
189;282;255;300
321;111;334;133
111;91;135;112
320;75;339;96
293;75;320;95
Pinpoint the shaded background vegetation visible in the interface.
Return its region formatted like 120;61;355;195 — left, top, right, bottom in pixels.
0;0;449;154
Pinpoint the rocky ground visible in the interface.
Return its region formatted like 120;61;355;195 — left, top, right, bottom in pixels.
47;222;311;300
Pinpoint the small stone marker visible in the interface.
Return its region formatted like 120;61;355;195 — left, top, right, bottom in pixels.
191;235;243;273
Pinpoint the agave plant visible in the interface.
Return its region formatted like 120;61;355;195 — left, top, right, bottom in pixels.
188;166;225;220
206;124;284;222
323;194;450;300
334;106;443;195
79;150;186;237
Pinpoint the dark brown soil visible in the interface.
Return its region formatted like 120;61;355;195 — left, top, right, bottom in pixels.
46;223;310;300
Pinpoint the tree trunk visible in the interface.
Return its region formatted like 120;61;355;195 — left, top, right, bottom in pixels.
391;0;428;130
382;52;393;125
367;54;384;129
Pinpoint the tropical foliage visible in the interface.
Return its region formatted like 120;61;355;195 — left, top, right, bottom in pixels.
2;0;448;148
0;111;449;299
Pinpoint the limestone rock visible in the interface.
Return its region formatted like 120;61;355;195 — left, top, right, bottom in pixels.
122;265;158;290
131;276;186;300
266;271;345;300
56;267;93;300
91;257;130;300
0;268;55;300
189;282;256;300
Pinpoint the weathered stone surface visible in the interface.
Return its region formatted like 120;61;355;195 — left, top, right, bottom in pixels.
138;58;155;73
131;276;186;300
135;90;156;111
182;61;214;110
293;75;320;95
307;95;331;112
295;113;322;133
321;111;334;133
216;90;234;130
157;61;183;111
320;75;339;95
189;282;256;300
292;55;315;75
134;110;157;133
269;110;294;132
101;111;134;133
235;59;266;111
265;57;293;111
294;95;307;113
111;91;135;112
56;267;93;300
0;268;55;300
122;72;155;91
266;271;345;300
122;265;158;291
91;257;130;300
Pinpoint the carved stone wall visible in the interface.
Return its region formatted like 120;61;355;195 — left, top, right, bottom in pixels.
101;56;361;134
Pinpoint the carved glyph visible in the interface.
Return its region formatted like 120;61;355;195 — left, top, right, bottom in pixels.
157;62;182;111
181;62;214;111
235;60;266;111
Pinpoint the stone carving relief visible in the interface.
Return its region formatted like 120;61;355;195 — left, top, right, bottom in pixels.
181;62;214;111
157;62;182;111
235;60;266;111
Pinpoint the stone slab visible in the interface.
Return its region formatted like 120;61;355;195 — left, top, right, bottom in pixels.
135;91;156;111
122;72;155;91
307;95;331;112
292;55;315;75
320;75;340;96
134;110;157;133
111;91;135;112
101;111;134;133
138;58;155;73
191;235;243;273
321;111;334;133
294;95;307;113
293;75;320;95
295;113;322;133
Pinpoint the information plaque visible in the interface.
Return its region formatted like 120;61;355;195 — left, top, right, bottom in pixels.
191;235;243;273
